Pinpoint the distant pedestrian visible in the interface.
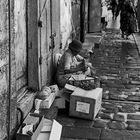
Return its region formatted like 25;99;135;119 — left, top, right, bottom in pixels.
110;0;118;19
136;0;140;31
101;1;108;30
116;0;138;39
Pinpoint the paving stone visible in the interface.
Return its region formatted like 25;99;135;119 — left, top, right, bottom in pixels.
119;104;137;113
98;112;113;120
127;95;140;101
93;118;109;128
127;112;140;120
107;121;127;130
61;138;87;140
102;103;119;113
109;94;127;101
101;129;140;140
74;119;94;128
57;116;76;127
127;120;140;130
61;126;101;140
113;113;127;122
101;107;119;114
102;102;118;110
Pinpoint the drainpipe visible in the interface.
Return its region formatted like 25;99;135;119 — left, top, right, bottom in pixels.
8;0;11;139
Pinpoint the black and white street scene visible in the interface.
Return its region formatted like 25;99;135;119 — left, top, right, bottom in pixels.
0;0;140;140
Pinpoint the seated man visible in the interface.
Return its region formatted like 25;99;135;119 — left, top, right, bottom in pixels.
56;40;89;88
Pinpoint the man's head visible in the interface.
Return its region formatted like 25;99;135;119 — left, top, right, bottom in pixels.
69;40;82;55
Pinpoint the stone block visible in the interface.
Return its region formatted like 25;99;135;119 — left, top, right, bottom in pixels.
127;120;140;130
101;107;118;114
93;119;109;128
119;104;137;113
113;113;127;122
127;112;140;120
61;126;101;140
107;121;127;130
98;112;113;120
102;102;118;113
127;95;140;101
109;94;127;101
101;129;140;140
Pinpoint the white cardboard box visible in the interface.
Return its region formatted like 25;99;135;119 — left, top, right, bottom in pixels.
37;119;62;140
35;92;56;109
35;85;59;109
16;113;44;140
69;87;103;120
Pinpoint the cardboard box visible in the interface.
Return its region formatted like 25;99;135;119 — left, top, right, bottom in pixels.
16;113;44;140
37;119;62;140
69;88;103;120
35;92;56;109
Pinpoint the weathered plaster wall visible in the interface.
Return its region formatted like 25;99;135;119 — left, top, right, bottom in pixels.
60;0;72;49
0;0;27;139
0;0;9;139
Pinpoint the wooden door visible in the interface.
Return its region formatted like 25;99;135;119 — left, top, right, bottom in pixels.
81;0;89;42
88;0;101;32
14;0;27;97
71;0;81;40
38;0;60;88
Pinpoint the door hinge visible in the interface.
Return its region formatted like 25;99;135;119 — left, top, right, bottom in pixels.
39;56;43;65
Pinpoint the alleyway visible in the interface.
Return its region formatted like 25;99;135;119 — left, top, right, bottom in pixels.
58;11;140;140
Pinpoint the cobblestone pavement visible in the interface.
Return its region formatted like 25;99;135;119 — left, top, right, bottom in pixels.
58;30;140;140
92;31;140;100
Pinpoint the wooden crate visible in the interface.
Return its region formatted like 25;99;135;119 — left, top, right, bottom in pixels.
16;113;44;140
69;88;103;120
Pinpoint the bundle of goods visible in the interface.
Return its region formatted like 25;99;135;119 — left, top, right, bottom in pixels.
67;74;100;90
36;86;52;100
35;85;59;109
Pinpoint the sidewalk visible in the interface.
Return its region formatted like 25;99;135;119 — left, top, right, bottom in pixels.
59;11;140;140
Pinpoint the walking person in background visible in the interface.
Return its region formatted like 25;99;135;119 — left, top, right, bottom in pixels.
101;0;108;31
135;0;140;32
116;0;138;39
110;0;118;19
